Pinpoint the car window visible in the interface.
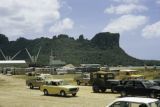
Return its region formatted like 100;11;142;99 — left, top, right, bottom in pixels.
107;74;114;79
98;74;105;78
135;81;144;88
51;81;57;86
133;103;147;107
83;74;90;78
142;80;153;88
110;101;129;107
149;101;160;107
126;81;134;86
45;81;49;85
110;102;149;107
59;81;69;85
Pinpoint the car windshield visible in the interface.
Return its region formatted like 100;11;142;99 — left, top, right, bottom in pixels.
149;101;160;107
83;74;90;78
142;80;154;88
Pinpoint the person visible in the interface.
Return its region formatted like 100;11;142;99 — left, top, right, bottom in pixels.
139;104;147;107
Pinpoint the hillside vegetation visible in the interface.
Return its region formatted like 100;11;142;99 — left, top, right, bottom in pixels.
0;32;160;66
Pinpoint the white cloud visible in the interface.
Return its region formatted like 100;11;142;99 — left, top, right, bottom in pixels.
49;18;74;33
0;0;61;39
103;15;147;33
142;21;160;38
112;0;140;4
156;0;160;4
105;4;147;14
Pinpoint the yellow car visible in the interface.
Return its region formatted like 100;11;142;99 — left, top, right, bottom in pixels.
40;79;79;97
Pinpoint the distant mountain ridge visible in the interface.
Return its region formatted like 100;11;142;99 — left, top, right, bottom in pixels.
0;32;160;66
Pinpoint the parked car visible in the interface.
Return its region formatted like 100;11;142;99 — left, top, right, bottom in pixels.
40;79;79;97
114;79;160;98
26;74;52;89
91;71;120;93
74;73;91;85
106;97;160;107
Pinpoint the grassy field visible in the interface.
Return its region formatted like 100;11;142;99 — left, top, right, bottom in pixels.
13;74;81;85
0;69;160;107
0;74;117;107
14;69;160;81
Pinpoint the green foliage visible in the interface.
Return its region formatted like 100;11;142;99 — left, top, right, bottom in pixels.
0;34;9;45
0;32;160;66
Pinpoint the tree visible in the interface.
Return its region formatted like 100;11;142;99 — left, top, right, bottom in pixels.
78;35;84;41
0;34;9;45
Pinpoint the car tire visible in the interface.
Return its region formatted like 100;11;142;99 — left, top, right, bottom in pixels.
44;89;48;96
121;91;127;97
77;81;81;85
111;87;115;93
60;90;66;97
29;83;34;89
92;85;99;93
72;93;77;96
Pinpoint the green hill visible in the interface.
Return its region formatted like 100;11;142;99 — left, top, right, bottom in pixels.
0;32;160;66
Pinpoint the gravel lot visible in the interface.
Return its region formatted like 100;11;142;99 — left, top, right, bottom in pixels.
0;74;119;107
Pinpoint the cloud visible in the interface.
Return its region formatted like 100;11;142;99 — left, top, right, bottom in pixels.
0;0;61;39
105;4;147;14
142;21;160;38
156;0;160;4
103;15;147;33
112;0;140;4
49;18;74;33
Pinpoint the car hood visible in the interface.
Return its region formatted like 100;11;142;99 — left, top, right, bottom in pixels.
59;85;79;89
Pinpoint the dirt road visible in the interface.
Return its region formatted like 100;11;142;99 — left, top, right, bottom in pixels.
0;74;119;107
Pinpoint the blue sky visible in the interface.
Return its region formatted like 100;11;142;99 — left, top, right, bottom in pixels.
0;0;160;60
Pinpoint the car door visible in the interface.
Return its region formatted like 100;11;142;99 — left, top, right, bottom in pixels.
134;81;145;96
124;81;135;95
35;77;44;87
48;81;58;94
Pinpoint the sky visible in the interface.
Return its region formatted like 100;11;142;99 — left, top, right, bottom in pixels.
0;0;160;60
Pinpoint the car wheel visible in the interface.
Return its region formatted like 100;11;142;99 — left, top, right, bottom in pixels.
29;83;33;89
150;92;156;98
44;89;48;96
111;87;116;93
72;93;77;96
60;90;66;97
121;91;127;97
92;85;99;93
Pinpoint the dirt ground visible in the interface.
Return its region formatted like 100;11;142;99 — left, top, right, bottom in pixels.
0;74;119;107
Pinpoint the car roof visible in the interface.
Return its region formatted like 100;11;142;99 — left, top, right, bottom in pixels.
114;97;158;104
